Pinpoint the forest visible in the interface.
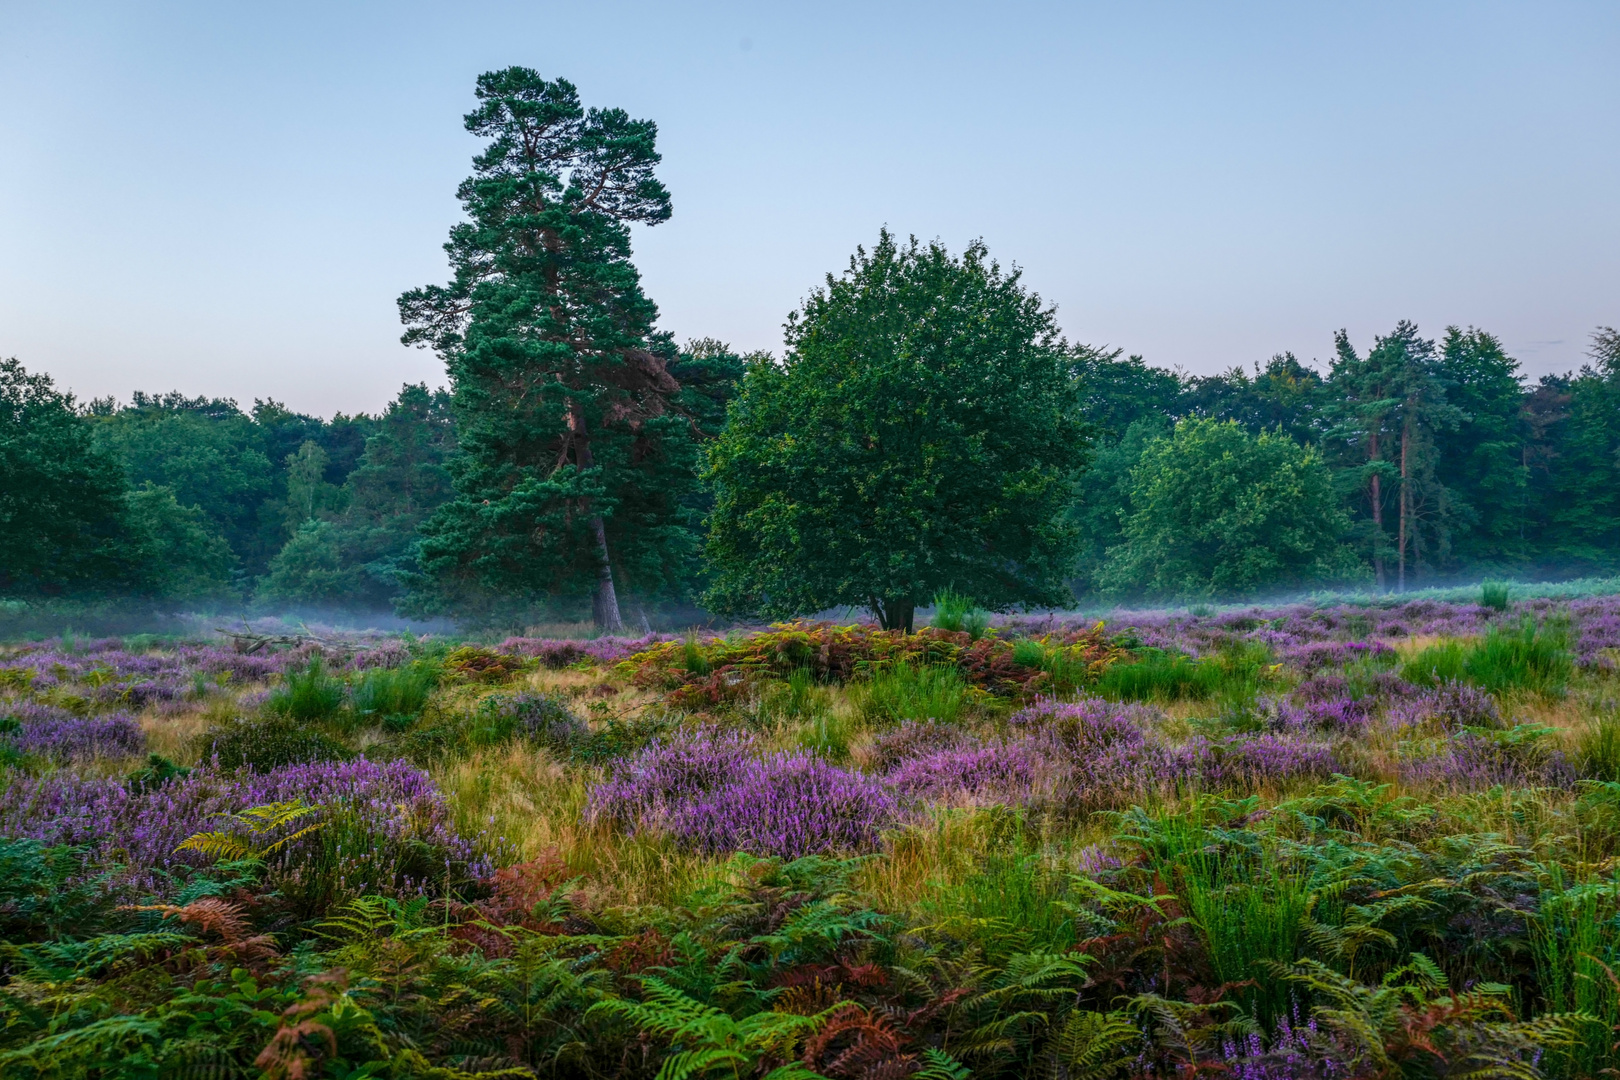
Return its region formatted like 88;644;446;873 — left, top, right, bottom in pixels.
2;76;1617;629
4;66;1620;1080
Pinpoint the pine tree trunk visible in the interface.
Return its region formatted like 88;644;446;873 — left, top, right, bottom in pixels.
1398;421;1411;593
589;516;624;633
568;399;624;633
1369;433;1386;591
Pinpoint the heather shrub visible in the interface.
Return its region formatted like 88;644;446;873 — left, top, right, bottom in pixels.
870;719;973;770
1401;723;1574;791
1;705;146;761
1178;733;1342;791
473;691;586;752
667;752;895;858
266;657;346;721
1010;696;1152;754
885;740;1042;804
588;732;757;829
1392;681;1504;732
855;663;970;726
200;715;352;772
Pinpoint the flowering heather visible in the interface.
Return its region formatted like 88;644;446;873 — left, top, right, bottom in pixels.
1400;726;1575;791
1177;733;1342;789
1010;695;1154;753
869;719;973;770
1391;681;1504;732
589;734;893;856
501;633;674;667
587;732;758;828
1281;640;1396;673
1274;695;1368;733
0;757;486;894
2;704;145;760
885;740;1042;803
668;752;894;858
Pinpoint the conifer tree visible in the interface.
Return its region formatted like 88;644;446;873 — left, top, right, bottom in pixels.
399;68;695;628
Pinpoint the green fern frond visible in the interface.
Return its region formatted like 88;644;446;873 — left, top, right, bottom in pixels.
175;831;254;862
913;1047;972;1080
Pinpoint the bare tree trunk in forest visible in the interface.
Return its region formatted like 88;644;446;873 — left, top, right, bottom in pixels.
1398;419;1411;593
1369;432;1386;591
567;399;624;633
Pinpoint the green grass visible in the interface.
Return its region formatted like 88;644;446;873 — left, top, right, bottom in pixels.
1530;865;1620;1078
857;663;970;725
1403;617;1573;696
1579;714;1620;781
930;588;989;640
266;657;346;721
1095;642;1277;704
350;661;439;729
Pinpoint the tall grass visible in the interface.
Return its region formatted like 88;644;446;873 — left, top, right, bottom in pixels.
930;589;989;640
1530;865;1620;1077
1403;618;1573;695
1095;642;1276;704
1578;714;1620;782
351;662;439;728
267;658;346;721
911;810;1075;957
856;663;970;725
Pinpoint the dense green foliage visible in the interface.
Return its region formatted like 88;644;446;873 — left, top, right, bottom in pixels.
3;68;1618;619
397;67;701;630
705;232;1087;630
1099;419;1361;599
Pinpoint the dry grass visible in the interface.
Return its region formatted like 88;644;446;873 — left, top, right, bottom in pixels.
431;742;722;907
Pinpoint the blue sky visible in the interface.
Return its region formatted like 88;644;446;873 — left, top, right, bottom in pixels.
1;1;1616;416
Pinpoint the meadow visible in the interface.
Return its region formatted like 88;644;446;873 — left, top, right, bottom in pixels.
2;589;1620;1078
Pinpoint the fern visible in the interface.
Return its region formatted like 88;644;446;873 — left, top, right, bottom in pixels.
174;799;325;863
1045;1009;1141;1080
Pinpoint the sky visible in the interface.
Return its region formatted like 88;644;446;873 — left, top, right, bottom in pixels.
1;0;1617;417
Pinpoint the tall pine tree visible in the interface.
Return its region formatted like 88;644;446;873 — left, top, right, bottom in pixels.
399;69;696;628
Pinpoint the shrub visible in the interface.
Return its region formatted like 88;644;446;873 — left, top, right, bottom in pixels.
1;706;145;761
1481;581;1512;612
885;741;1042;804
589;736;894;857
473;691;586;752
201;716;352;773
266;658;346;721
668;752;895;858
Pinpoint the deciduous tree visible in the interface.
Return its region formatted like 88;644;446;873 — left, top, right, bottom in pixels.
705;232;1086;630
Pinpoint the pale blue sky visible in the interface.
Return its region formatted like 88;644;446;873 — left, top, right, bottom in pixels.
1;1;1616;416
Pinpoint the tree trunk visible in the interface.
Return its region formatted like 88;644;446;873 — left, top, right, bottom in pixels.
872;598;916;633
1398;420;1411;593
1369;432;1386;591
568;399;624;633
589;517;624;633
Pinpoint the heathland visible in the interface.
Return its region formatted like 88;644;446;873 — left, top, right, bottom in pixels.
1;584;1619;1077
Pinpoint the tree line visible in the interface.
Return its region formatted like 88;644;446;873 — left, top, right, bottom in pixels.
3;67;1617;626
